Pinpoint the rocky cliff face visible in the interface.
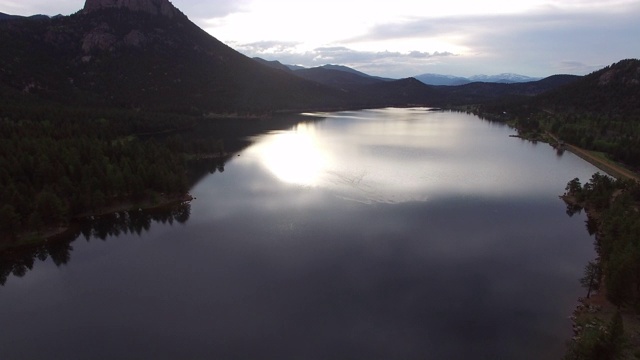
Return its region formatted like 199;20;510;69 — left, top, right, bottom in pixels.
598;59;640;86
80;0;182;53
83;0;178;18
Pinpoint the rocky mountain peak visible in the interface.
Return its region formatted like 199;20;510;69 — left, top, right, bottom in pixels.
83;0;178;18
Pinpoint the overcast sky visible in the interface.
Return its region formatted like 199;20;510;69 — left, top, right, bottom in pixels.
2;0;639;78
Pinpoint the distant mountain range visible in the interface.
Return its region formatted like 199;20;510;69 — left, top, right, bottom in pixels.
0;12;60;21
0;0;618;115
256;59;542;86
253;58;393;92
477;58;640;169
253;57;578;105
414;73;541;86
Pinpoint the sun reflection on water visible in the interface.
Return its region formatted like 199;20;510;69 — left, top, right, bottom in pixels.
256;123;329;186
247;108;558;204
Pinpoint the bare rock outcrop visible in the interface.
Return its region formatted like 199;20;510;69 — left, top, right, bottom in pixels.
83;0;178;18
598;60;640;86
124;30;147;47
82;23;117;53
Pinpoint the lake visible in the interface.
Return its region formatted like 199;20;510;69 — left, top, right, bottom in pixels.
0;108;598;359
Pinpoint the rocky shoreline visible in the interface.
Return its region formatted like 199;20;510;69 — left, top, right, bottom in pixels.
561;185;636;358
569;296;606;340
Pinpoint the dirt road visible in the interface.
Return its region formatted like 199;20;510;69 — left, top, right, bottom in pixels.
565;144;640;181
543;131;639;181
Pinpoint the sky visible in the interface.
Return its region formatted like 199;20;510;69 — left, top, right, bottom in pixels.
1;0;639;78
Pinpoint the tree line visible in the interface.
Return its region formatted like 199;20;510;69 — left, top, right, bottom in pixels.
565;174;640;306
475;59;640;171
0;100;224;243
563;173;640;358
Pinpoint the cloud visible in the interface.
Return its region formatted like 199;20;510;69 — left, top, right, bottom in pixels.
408;51;454;59
555;61;605;74
237;40;302;54
0;0;248;17
333;2;640;76
233;43;457;78
306;47;454;64
2;0;638;77
0;0;81;16
344;21;442;43
176;0;251;20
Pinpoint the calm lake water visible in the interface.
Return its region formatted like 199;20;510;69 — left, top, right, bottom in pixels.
1;108;599;359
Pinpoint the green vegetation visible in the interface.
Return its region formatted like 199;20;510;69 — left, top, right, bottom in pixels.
476;59;640;171
0;98;227;247
563;173;640;358
0;83;313;250
564;173;640;306
565;311;625;360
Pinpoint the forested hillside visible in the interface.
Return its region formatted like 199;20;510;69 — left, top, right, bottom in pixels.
477;59;640;170
0;97;193;242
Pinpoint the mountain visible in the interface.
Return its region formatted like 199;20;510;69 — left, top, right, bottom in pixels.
357;78;442;108
1;1;453;114
468;73;541;83
477;59;640;167
535;59;640;115
0;0;590;115
83;0;178;17
415;72;541;86
258;60;575;106
433;74;580;105
0;12;20;21
414;73;470;86
292;67;386;91
252;60;393;89
478;59;639;119
286;64;306;71
252;57;293;73
0;12;54;21
253;58;576;106
317;64;392;81
255;61;442;105
0;0;355;114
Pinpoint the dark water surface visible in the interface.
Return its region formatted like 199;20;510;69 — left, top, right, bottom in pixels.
1;108;599;359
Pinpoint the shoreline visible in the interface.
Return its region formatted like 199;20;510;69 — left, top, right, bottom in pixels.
1;193;194;251
563;143;639;181
493;112;640;181
560;195;614;354
538;130;638;181
535;128;640;356
562;187;640;357
504;119;640;356
74;192;194;218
